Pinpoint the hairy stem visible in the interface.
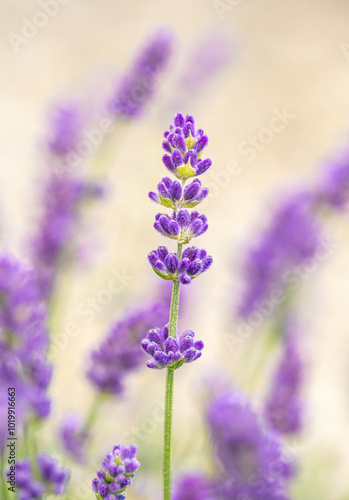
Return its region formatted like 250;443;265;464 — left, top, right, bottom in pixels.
163;243;182;500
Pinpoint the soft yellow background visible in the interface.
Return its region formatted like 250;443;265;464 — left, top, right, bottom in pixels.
1;1;349;499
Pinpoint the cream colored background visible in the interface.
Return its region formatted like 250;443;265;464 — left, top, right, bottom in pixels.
1;1;349;499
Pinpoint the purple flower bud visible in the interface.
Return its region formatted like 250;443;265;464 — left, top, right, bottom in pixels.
184;150;198;167
147;328;162;344
174;113;185;127
177;209;191;228
154;351;169;365
173;135;187;152
157;246;168;260
194;340;204;350
163;154;175;172
187;260;202;276
164;337;178;353
178;258;190;273
184;180;201;200
179;273;191;285
148;191;160;203
171;150;183;167
193;135;208;153
183;347;197;362
179;334;194;351
168;220;180;236
196;158;212;175
169;180;182;201
165;254;179;274
202;256;213;271
162;140;172;153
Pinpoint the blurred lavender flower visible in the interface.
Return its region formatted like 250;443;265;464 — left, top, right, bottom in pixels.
162;113;212;180
141;325;204;370
87;300;168;394
315;145;349;210
208;389;294;500
265;318;304;435
16;454;69;499
31;102;104;300
173;473;214;500
148;245;213;284
59;412;88;462
237;190;322;319
92;444;140;500
0;254;51;423
109;29;174;119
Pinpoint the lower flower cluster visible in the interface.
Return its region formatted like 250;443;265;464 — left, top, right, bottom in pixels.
141;325;204;370
148;246;213;284
92;444;140;500
16;454;69;500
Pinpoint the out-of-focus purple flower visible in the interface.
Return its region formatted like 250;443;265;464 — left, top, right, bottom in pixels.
154;209;208;243
31;102;105;300
208;389;294;500
109;29;174;119
92;444;140;500
141;325;204;370
315;146;349;210
0;254;51;422
87;300;168;394
162;113;212;181
15;454;69;499
237;190;322;320
59;412;88;462
148;245;213;284
149;177;209;210
173;473;214;500
177;30;238;95
265;319;304;435
46;102;83;157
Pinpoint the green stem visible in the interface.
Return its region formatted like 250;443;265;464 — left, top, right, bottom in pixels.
163;243;182;500
83;393;106;435
1;448;10;500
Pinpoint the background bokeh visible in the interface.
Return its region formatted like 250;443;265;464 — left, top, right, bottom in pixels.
1;1;349;499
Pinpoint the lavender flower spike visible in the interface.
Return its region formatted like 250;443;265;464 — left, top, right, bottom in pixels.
148;245;213;284
208;388;294;500
109;29;174;119
15;454;69;499
92;444;140;500
162;113;212;180
87;300;168;394
141;325;204;370
265;318;304;435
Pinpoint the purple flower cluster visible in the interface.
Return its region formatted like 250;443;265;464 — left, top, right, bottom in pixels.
148;246;212;285
173;473;214;500
149;177;209;210
87;300;168;394
92;444;140;500
16;454;69;500
154;209;208;243
59;412;88;462
47;101;83;157
162;114;212;181
141;325;204;370
31;102;104;300
237;190;322;319
208;389;294;500
0;254;51;424
265;319;304;435
315;145;349;210
109;30;173;119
